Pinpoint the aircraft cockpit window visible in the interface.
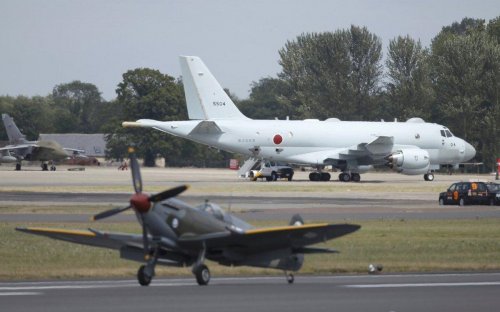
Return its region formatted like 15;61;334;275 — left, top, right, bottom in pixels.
445;130;453;137
197;202;225;221
440;130;446;137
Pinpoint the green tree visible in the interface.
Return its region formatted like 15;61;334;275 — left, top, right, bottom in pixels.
108;68;185;166
278;25;382;120
431;23;500;170
237;77;301;119
52;81;103;133
385;35;434;120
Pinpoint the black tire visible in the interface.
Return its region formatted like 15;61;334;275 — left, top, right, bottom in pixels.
287;174;293;181
15;164;21;171
340;173;350;182
194;264;210;286
286;273;294;284
137;265;152;286
427;173;434;181
320;172;331;181
42;164;49;171
309;172;320;181
351;173;361;182
439;198;445;206
459;198;465;206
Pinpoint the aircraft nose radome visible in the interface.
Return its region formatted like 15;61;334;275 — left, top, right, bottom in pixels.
463;141;476;161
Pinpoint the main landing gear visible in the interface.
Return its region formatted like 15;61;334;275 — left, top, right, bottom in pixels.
137;247;160;286
285;271;295;284
423;173;434;181
308;172;331;181
192;242;210;286
338;172;361;182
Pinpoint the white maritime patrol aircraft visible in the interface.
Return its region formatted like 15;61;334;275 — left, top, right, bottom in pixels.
123;56;476;182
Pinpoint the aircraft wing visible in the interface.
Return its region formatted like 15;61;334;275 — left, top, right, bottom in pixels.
178;223;360;254
287;136;394;164
0;144;34;151
16;227;144;250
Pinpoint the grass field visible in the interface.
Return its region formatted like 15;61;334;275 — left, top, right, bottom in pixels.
2;218;500;281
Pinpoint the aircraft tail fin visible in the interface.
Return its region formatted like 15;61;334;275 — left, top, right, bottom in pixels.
1;114;27;144
179;56;249;120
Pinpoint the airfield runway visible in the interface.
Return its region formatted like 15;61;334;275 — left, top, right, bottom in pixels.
1;273;499;312
1;166;499;221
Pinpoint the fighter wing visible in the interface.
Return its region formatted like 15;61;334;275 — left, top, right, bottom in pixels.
63;147;87;158
0;144;34;151
287;136;394;164
178;223;360;254
16;227;144;250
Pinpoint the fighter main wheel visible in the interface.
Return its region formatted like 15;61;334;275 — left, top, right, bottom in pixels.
137;265;152;286
194;264;210;286
286;272;294;284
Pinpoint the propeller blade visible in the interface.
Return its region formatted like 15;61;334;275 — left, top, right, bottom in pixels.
140;214;149;257
149;185;189;203
92;205;131;221
129;149;142;194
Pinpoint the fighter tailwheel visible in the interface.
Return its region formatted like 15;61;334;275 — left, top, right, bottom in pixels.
193;264;210;286
137;265;152;286
285;272;294;284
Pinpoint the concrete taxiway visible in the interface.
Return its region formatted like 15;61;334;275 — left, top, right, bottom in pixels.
1;273;499;312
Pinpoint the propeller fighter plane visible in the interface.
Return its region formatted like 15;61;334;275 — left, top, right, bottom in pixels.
16;148;360;286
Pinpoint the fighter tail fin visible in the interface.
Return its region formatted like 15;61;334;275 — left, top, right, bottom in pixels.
1;114;27;144
179;56;249;120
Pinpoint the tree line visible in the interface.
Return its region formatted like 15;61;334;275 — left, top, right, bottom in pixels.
1;17;499;171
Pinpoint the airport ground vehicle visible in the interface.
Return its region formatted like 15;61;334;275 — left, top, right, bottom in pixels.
249;161;294;181
438;181;499;206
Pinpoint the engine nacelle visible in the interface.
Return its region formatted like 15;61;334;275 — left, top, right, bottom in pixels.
385;149;430;175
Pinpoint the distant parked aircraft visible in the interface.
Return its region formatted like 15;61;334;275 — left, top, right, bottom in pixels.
0;114;84;170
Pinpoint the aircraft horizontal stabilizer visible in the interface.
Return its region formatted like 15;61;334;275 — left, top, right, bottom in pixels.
189;121;223;135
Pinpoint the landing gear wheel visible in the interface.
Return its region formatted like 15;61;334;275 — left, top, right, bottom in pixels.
286;272;294;284
50;165;56;171
319;172;331;181
351;173;361;182
287;174;293;181
42;163;48;171
194;264;210;286
15;163;21;171
427;173;434;181
271;172;278;181
137;265;152;286
309;172;321;181
339;172;351;182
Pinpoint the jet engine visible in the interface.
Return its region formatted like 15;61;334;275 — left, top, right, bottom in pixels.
385;149;430;175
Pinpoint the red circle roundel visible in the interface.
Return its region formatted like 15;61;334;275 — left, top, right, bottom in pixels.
273;134;283;145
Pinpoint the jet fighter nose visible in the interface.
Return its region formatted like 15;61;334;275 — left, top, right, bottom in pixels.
463;141;476;162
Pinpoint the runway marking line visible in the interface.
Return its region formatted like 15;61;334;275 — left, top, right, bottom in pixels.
346;282;500;288
0;292;41;296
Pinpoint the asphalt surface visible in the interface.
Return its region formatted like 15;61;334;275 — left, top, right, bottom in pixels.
2;191;500;222
1;273;499;312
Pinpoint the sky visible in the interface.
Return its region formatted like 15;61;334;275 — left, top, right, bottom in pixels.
1;0;499;101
